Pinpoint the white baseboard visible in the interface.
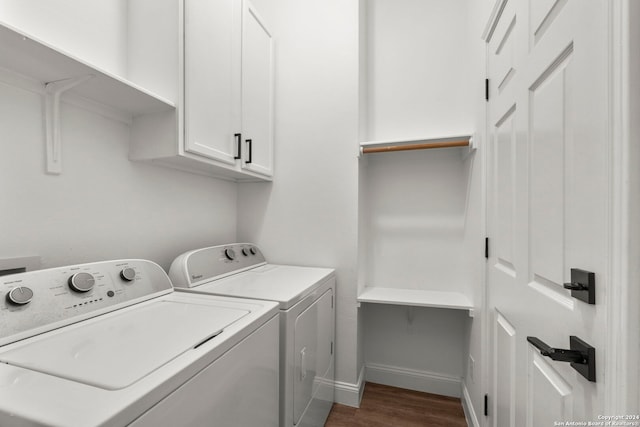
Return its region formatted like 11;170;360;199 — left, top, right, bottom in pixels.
333;366;365;408
461;382;480;427
365;363;462;398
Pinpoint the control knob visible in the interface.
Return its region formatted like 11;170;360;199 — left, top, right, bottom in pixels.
68;272;95;293
120;267;136;282
224;248;236;261
242;248;250;256
249;247;257;255
6;287;33;305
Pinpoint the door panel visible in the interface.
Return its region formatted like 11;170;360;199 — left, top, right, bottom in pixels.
494;106;517;276
494;312;516;427
184;0;241;164
493;14;516;94
487;0;608;424
241;1;274;177
528;352;573;427
530;0;568;46
528;49;572;298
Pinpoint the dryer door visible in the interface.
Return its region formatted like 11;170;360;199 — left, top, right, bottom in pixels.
293;288;334;425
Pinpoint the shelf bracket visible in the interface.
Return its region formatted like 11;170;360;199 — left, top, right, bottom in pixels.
44;75;94;175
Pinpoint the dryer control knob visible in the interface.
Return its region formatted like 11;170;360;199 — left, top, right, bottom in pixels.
7;286;33;305
68;272;95;293
249;247;257;255
120;268;136;282
241;248;250;256
224;248;236;261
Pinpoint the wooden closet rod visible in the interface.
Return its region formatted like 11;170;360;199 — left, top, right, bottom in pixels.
361;139;469;154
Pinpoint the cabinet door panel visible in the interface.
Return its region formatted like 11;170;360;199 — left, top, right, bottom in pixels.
241;1;274;177
184;0;241;164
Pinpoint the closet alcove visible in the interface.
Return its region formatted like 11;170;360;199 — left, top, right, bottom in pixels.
356;0;482;399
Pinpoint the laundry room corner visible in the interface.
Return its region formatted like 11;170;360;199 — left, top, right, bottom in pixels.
236;0;362;407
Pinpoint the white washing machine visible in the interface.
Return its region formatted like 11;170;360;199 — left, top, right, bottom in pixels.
0;259;280;427
169;243;335;427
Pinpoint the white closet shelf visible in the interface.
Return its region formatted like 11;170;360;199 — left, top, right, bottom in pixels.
357;287;473;311
360;134;473;155
0;22;174;115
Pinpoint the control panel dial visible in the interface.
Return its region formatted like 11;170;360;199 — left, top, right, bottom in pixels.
224;248;236;261
6;287;34;305
120;267;136;282
68;272;95;293
249;247;257;255
242;248;250;256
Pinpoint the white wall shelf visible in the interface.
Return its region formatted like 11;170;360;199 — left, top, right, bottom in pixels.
360;134;473;155
357;287;473;312
0;21;175;175
0;22;175;115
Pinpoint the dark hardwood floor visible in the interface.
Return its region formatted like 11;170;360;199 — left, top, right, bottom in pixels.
325;382;467;427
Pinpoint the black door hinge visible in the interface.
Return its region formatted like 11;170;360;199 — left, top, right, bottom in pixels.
485;237;489;259
484;394;489;416
485;79;489;101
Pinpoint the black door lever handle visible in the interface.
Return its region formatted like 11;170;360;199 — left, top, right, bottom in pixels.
564;268;596;304
563;282;586;291
527;337;585;363
527;336;596;382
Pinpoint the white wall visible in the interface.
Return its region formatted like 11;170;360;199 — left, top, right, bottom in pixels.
127;0;178;102
357;0;370;381
0;81;237;271
366;0;474;141
236;0;361;404
363;148;471;293
0;0;129;77
0;2;237;271
0;0;178;102
363;304;468;397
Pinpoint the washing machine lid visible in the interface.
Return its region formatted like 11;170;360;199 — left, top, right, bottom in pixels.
193;265;334;310
0;298;248;390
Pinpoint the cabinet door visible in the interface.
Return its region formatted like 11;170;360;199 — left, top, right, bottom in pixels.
241;1;274;177
184;0;241;164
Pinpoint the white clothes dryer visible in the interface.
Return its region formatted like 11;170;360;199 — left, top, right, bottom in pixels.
0;259;279;427
169;243;335;427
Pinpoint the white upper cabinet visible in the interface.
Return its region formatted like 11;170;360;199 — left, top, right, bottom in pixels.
184;0;241;165
240;2;274;177
130;0;274;181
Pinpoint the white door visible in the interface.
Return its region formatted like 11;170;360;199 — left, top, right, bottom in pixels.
184;0;242;164
486;0;608;425
241;0;274;177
